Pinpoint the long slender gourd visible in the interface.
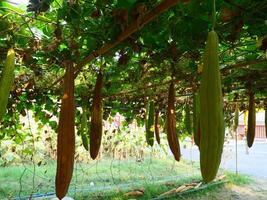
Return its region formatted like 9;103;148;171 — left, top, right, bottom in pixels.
199;31;225;183
81;106;89;151
233;103;239;131
247;91;255;148
193;92;201;147
56;62;75;199
146;101;155;146
0;48;15;122
166;82;181;161
154;110;160;145
90;71;103;159
185;103;192;135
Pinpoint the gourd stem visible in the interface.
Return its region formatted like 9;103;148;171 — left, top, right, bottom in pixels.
212;0;216;31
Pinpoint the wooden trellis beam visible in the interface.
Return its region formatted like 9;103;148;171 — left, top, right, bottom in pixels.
76;0;180;73
104;59;267;99
46;0;181;90
221;59;267;74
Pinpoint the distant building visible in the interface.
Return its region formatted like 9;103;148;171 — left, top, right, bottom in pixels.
237;110;266;139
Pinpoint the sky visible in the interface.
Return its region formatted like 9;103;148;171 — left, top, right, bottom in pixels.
7;0;29;6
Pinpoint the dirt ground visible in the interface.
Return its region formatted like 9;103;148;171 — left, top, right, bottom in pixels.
184;178;267;200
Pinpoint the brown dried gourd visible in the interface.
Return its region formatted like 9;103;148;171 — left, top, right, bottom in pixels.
90;71;103;159
56;62;75;199
247;90;255;148
166;82;181;161
155;110;160;145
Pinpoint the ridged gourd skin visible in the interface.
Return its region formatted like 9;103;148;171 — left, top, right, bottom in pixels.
193;92;201;147
0;48;15;122
81;106;89;151
90;72;103;159
247;91;255;148
154;110;161;145
166;82;181;161
185;104;192;135
233;103;239;131
199;31;225;183
146;101;155;146
56;63;75;199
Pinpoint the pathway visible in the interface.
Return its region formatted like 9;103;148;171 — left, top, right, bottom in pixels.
181;139;267;179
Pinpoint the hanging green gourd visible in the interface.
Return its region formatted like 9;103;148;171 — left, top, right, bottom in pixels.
233;103;239;131
146;101;155;146
184;102;192;135
0;48;15;122
199;0;225;183
154;110;160;145
247;89;255;148
193;92;201;147
80;105;89;151
199;29;225;183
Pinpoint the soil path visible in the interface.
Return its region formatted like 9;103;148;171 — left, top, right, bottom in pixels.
183;178;267;200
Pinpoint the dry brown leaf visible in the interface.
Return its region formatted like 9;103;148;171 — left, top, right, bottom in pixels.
195;182;202;189
125;191;144;197
216;175;226;181
185;182;198;187
175;185;187;193
159;188;177;197
179;185;194;193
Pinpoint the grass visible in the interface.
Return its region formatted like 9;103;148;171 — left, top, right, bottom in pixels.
224;171;252;185
75;171;251;200
88;173;251;200
0;156;201;199
0;156;254;200
74;176;202;200
175;172;253;200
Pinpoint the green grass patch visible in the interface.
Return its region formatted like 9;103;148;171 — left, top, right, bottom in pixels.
224;171;252;185
0;156;200;199
0;157;254;200
74;176;202;200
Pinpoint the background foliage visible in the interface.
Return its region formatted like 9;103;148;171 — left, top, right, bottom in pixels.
0;0;266;159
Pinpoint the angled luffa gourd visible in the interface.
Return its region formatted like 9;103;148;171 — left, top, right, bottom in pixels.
90;71;103;159
56;63;75;199
233;103;239;131
193;92;201;147
81;106;89;151
166;82;181;161
154;110;160;145
184;103;192;135
146;101;155;146
247;91;255;148
199;31;225;183
0;48;15;122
